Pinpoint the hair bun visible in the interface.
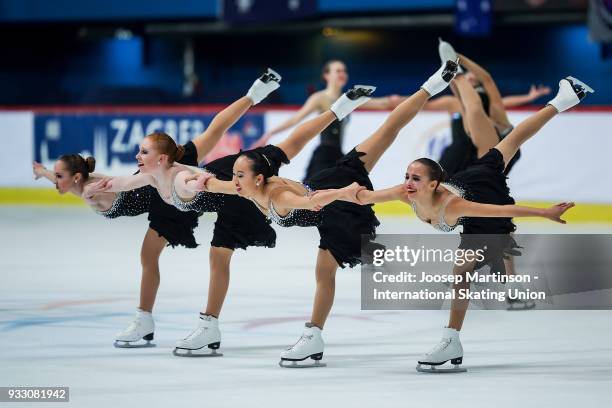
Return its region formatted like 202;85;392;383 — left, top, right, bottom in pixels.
175;145;185;162
85;156;96;173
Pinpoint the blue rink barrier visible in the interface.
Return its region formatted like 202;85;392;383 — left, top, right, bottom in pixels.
33;112;265;171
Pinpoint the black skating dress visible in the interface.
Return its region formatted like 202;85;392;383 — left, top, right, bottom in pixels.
439;89;520;177
303;117;348;182
265;148;380;268
97;141;203;248
434;148;520;274
172;145;289;250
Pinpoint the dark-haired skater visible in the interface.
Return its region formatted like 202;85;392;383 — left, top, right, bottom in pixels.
354;75;593;372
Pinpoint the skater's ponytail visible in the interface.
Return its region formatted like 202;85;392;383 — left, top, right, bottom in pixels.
146;131;185;164
414;158;448;191
240;150;274;183
58;154;96;181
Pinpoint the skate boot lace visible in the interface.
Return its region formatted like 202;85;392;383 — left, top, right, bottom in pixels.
287;334;313;350
425;338;451;356
183;325;207;342
124;317;142;334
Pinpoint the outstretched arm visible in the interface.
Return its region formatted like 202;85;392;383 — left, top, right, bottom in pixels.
89;173;155;193
186;172;238;195
273;182;364;210
356;184;405;205
32;161;56;183
447;198;575;224
502;85;552;108
361;95;406;110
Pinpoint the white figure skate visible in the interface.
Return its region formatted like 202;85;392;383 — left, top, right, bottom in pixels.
279;324;326;368
547;76;593;113
421;59;459;97
246;68;281;105
114;309;155;348
438;38;464;74
330;84;376;120
416;327;467;373
173;315;223;357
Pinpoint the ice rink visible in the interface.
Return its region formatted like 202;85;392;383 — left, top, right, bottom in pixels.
1;206;611;407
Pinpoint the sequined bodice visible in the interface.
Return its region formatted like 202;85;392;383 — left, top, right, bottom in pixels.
263;184;321;228
171;187;221;213
95;189;150;219
411;192;460;233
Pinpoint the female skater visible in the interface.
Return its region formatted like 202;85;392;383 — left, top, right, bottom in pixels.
253;60;405;180
33;68;282;348
87;80;379;358
433;42;552;309
431;39;550;176
190;59;459;366
353;75;593;372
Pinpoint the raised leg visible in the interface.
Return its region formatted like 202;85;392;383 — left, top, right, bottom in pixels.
138;227;167;312
355;89;430;172
454;75;499;158
495;105;557;169
193;96;253;162
276;111;337;161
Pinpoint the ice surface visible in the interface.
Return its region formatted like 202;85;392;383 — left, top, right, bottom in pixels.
1;207;611;407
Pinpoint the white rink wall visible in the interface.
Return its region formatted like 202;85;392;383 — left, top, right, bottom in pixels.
2;108;612;203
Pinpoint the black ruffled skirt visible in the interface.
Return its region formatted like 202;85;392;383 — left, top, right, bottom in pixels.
451;148;519;274
202;145;289;250
145;141;201;249
305;148;381;268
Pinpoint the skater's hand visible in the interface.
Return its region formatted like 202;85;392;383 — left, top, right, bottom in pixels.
87;177;112;194
32;161;46;179
306;190;324;211
528;84;551;100
190;172;215;191
342;182;367;204
543;202;575;224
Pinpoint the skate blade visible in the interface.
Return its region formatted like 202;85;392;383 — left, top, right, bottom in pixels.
353;84;377;94
567;76;594;93
506;302;536;311
416;363;467;373
279;360;326;368
173;348;223;358
113;340;156;349
265;68;281;82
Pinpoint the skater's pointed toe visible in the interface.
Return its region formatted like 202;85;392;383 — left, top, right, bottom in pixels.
437;38;463;74
330;85;376;120
247;68;282;105
548;75;593;113
263;67;282;83
421;59;459;97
